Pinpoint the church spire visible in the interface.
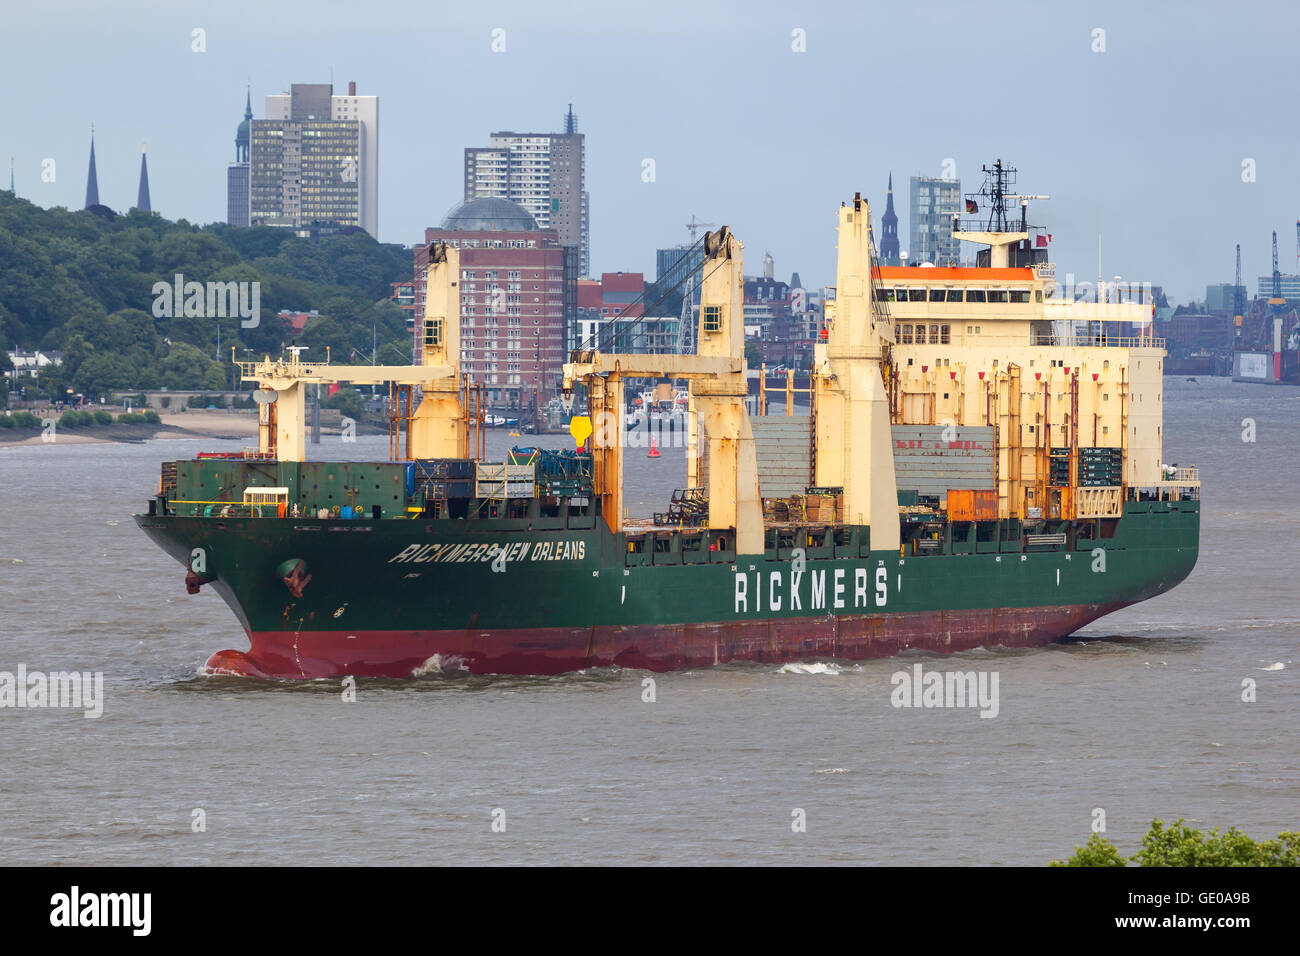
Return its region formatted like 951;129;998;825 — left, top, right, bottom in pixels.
235;82;252;163
135;144;151;212
879;171;900;263
84;126;99;208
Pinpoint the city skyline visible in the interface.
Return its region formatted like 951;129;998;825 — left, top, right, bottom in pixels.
5;0;1299;303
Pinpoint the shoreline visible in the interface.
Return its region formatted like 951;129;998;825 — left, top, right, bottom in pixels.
0;411;383;448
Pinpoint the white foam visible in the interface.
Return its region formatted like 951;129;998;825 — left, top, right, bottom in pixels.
412;653;467;676
1262;662;1285;671
779;662;841;676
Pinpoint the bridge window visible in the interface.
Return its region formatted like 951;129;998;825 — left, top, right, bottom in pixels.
946;289;964;302
987;290;1009;303
908;289;927;302
1010;290;1030;303
967;290;987;303
929;289;946;302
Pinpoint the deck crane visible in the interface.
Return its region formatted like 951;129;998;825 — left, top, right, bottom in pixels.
564;227;763;553
673;216;715;353
236;242;468;462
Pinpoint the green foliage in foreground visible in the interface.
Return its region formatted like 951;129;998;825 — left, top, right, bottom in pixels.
1051;818;1300;867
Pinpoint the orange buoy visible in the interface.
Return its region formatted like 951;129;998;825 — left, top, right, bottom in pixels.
648;437;661;458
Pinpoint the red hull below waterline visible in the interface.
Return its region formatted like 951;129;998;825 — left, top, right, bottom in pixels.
204;602;1128;679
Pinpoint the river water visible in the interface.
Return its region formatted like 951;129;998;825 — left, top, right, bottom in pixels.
0;376;1295;865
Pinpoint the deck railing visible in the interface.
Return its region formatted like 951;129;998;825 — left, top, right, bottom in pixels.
1030;332;1165;349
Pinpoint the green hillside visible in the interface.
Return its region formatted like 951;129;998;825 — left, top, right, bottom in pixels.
0;191;415;402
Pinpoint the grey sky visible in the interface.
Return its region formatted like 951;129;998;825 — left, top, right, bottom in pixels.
4;0;1296;304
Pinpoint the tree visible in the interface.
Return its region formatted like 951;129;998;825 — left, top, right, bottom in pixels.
744;340;765;368
76;352;141;399
1047;833;1126;867
1051;819;1300;867
323;387;365;421
158;342;220;391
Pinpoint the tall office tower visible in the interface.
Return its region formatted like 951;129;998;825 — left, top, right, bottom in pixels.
250;81;378;237
655;243;706;298
226;86;252;226
464;103;588;276
909;175;962;266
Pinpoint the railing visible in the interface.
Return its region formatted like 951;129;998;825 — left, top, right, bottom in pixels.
949;219;1030;235
1030;333;1165;349
1163;466;1199;484
168;499;275;518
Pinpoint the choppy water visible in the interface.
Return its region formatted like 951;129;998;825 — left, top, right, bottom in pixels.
0;377;1296;865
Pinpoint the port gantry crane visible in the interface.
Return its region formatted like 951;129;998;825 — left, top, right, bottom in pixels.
235;241;469;462
1270;231;1285;312
1233;244;1245;340
562;226;765;554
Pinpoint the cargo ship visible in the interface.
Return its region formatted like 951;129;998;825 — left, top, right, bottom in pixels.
135;164;1200;678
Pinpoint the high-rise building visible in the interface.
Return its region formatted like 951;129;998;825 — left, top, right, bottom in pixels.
878;173;900;265
655;244;706;300
413;198;567;406
1255;274;1300;304
909;175;962;266
250;81;378;237
227;87;252;227
464;104;588;276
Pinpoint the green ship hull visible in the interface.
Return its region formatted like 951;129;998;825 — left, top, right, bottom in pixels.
134;498;1198;677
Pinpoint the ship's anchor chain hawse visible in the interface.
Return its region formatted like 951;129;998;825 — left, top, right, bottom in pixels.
185;547;215;594
277;558;312;598
184;568;214;595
